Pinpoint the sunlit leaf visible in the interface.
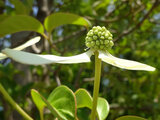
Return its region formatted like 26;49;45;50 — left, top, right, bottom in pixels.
31;89;46;117
31;89;63;119
116;115;147;120
97;97;109;120
44;12;91;33
0;15;44;37
93;0;110;10
75;88;92;109
75;89;109;120
47;85;77;120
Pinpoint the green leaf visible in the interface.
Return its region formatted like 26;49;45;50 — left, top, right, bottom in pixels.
31;89;62;119
25;0;34;12
116;116;147;120
10;0;29;15
47;85;77;120
93;0;110;10
31;86;77;120
44;12;91;33
0;15;44;37
97;97;109;120
75;89;109;120
31;89;46;117
75;88;92;109
0;15;9;22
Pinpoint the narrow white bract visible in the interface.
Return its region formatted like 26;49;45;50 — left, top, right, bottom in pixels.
0;36;41;60
98;51;155;71
2;49;93;65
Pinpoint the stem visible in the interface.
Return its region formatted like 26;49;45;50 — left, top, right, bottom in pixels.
0;83;33;120
42;33;49;40
91;51;102;120
40;109;44;120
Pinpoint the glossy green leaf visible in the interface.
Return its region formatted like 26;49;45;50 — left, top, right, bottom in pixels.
0;15;44;37
97;97;109;120
44;12;91;33
47;85;77;120
116;116;147;120
31;89;63;119
75;89;109;120
75;88;92;109
31;89;46;118
10;0;29;15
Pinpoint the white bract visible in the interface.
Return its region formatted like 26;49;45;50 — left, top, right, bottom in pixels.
1;26;155;71
0;36;40;60
2;48;155;71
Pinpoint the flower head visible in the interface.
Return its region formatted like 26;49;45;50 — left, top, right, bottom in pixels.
1;27;155;71
85;26;114;51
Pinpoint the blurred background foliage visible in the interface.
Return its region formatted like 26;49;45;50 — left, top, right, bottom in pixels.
0;0;160;120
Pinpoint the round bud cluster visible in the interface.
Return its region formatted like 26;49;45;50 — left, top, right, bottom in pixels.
85;26;114;51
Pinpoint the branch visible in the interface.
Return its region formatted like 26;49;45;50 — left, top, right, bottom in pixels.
74;67;83;89
53;28;86;44
114;0;160;42
87;2;145;24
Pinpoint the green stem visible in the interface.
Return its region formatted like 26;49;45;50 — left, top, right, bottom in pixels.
40;109;44;120
91;51;102;120
0;83;33;120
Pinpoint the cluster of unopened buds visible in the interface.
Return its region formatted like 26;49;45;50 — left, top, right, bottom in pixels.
85;26;114;51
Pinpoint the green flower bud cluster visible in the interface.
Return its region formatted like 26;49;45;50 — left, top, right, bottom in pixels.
85;26;114;51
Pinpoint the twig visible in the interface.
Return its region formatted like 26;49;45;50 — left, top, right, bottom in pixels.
83;77;94;82
74;67;83;88
55;75;61;86
114;0;160;42
53;28;86;44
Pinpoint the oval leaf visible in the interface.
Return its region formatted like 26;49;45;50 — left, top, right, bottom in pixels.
75;89;109;120
31;89;63;119
31;89;46;112
0;15;44;37
116;116;147;120
97;97;109;120
75;88;92;109
48;85;77;120
10;0;29;15
44;12;91;33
